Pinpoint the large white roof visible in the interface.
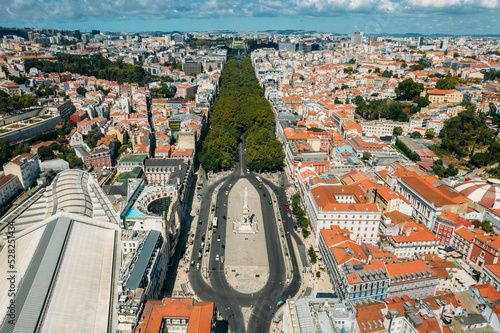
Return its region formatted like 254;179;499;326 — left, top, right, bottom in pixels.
0;169;120;236
0;212;121;333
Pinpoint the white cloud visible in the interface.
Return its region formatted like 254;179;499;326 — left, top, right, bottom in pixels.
0;0;498;25
405;0;498;9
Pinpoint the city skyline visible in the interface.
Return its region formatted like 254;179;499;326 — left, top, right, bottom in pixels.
1;0;499;35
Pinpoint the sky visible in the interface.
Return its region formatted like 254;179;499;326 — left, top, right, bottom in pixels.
1;0;499;35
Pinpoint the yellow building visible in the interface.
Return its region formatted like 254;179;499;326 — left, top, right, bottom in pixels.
2;82;20;96
426;89;463;104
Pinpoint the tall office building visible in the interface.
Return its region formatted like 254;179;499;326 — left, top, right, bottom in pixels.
351;31;363;45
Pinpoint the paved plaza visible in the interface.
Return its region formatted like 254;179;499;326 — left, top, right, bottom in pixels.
225;178;270;293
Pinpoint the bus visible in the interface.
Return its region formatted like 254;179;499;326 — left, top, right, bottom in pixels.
255;176;263;188
213;217;218;230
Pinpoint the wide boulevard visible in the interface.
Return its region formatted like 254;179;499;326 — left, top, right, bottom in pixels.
189;140;302;333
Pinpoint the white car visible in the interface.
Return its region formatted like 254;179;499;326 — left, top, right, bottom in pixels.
221;256;224;264
229;184;232;188
215;254;220;261
225;191;229;195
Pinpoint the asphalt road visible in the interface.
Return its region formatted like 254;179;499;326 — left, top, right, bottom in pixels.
189;140;303;333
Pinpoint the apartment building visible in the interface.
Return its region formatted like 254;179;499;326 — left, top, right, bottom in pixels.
3;153;40;190
47;99;76;120
382;221;440;258
362;120;410;137
118;230;168;331
450;226;486;258
469;233;500;268
331;107;355;127
144;158;189;187
386;260;439;299
282;297;357;333
117;154;148;174
479;264;500;292
2;82;20;96
433;210;472;246
468;284;500;332
347;135;390;157
79;147;112;169
354;180;413;216
77;117;107;135
69;127;85;147
305;184;380;244
134;298;215;333
319;227;389;303
0;174;22;208
176;84;197;98
426;89;463;104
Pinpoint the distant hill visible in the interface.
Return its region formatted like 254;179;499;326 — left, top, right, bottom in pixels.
0;27;28;39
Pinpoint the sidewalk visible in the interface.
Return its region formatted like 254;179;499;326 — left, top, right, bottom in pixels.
268;184;334;333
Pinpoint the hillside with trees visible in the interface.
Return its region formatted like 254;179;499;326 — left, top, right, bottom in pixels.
438;111;497;168
0;90;38;115
198;57;284;171
355;98;418;122
24;54;157;86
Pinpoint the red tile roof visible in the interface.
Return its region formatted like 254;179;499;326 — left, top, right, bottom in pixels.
355;301;387;333
399;176;469;207
382;211;415;225
0;174;17;188
427;89;458;95
134;298;214;333
386;260;437;279
472;284;500;304
310;185;379;212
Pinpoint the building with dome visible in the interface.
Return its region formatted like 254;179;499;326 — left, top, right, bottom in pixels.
454;179;500;209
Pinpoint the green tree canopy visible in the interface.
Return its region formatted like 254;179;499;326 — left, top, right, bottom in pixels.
425;128;435;139
436;74;463;90
393;126;403;136
417;97;431;108
199;57;284;172
76;86;87;96
395;78;424;101
37;146;55;161
25;54;159;86
440;110;495;159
